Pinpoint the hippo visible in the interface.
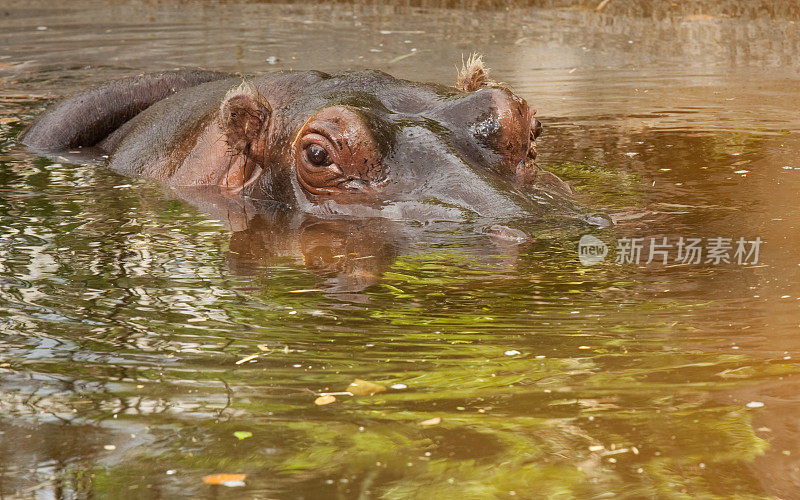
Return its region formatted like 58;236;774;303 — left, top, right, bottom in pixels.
20;56;575;224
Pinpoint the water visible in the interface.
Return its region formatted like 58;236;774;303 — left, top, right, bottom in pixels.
1;1;800;497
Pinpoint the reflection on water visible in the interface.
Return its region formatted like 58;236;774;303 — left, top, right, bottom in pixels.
2;0;800;497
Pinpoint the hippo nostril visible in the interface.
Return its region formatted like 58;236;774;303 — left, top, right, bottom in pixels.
532;118;543;139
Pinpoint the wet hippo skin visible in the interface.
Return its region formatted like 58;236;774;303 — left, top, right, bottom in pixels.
20;57;573;222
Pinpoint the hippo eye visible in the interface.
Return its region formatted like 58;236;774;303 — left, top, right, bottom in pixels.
305;144;331;167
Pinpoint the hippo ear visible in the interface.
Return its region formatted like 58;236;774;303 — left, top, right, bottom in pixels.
456;53;495;92
219;82;271;154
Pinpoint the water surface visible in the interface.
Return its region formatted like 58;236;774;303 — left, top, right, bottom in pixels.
1;1;800;497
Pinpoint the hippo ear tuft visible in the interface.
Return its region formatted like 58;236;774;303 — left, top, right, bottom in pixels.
456;53;494;92
220;81;271;153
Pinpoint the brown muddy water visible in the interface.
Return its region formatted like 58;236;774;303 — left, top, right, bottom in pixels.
1;0;800;498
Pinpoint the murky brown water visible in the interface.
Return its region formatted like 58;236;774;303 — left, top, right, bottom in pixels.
1;1;800;498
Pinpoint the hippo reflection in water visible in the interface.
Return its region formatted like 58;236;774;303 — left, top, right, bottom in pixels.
180;192;530;299
21;57;595;294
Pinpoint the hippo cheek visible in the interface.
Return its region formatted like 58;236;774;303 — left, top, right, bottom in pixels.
244;159;298;208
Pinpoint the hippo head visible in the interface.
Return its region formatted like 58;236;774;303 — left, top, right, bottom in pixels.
217;56;571;221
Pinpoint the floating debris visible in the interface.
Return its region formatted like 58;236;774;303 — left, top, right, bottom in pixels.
202;474;246;487
235;354;259;365
347;379;387;396
379;30;425;35
388;51;418;64
419;417;441;427
315;395;336;406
